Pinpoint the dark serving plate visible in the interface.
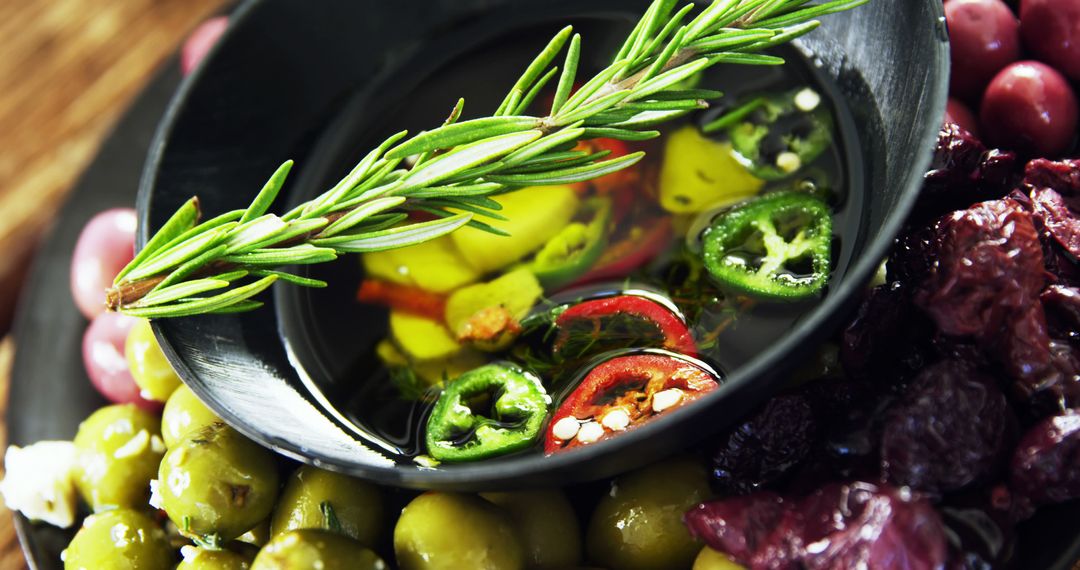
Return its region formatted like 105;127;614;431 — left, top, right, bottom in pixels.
141;0;948;490
6;62;180;569
5;2;1080;570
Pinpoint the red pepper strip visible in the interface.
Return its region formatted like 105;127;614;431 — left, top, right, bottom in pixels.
356;279;446;321
554;294;697;357
571;138;637;194
544;354;718;453
571;217;672;286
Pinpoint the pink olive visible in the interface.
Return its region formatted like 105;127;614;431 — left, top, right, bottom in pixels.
1021;0;1080;81
946;0;1021;101
945;98;981;136
981;61;1079;157
70;209;136;320
82;312;160;410
181;16;229;76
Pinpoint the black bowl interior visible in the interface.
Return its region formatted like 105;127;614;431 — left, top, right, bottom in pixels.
141;0;949;490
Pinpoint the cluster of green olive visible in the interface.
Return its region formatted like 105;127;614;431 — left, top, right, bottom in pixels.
61;321;744;569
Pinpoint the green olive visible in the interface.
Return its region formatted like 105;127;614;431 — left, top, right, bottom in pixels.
586;457;712;570
63;508;172;570
480;490;582;569
394;492;524;570
251;529;386;570
73;404;164;511
237;518;271;548
270;466;383;545
177;545;254;570
162;384;221;448
126;318;183;402
692;546;746;570
159;422;280;542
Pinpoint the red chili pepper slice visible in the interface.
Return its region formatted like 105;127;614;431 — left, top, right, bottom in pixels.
554;294;697;357
357;279;447;321
572;138;637;194
544;353;718;453
571;217;673;286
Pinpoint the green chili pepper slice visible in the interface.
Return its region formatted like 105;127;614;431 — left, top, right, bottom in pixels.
701;191;832;301
425;363;550;462
707;88;833;181
530;197;612;289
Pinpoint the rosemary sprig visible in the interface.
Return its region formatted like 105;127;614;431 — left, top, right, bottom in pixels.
106;0;867;318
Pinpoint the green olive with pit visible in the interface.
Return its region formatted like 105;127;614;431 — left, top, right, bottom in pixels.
159;422;280;542
162;384;221;448
251;529;386;570
126;318;183;402
693;546;747;570
63;508;172;570
394;492;524;570
586;457;712;570
270;465;383;545
480;490;582;569
177;545;254;570
73;404;164;511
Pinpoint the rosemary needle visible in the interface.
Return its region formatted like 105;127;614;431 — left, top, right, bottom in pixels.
107;0;868;318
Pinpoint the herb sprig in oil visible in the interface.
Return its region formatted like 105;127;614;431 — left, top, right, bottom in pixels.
106;0;867;318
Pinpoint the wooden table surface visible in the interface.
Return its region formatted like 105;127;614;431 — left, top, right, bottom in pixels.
0;0;226;566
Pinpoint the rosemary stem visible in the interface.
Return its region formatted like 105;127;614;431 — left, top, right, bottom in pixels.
103;0;867;318
105;209;356;309
107;46;705;309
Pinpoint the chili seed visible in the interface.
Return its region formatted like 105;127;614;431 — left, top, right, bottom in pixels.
652;388;685;413
601;408;632;431
795;87;821;112
552;417;582;441
776;151;802;174
577;422;605;444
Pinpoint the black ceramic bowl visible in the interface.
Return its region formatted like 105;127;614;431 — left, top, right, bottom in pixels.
141;0;949;490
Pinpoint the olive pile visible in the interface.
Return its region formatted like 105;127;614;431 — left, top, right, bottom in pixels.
62;404;739;569
54;315;742;569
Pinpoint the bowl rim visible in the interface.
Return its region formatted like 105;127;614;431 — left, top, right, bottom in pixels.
140;0;951;488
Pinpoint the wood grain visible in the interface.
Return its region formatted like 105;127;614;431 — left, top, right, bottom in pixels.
0;0;227;565
0;0;227;335
0;338;22;569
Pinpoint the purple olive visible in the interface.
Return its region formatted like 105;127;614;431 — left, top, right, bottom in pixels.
1020;0;1080;81
70;209;136;319
945;98;981;136
181;17;229;76
82;312;159;410
981;61;1078;157
946;0;1021;101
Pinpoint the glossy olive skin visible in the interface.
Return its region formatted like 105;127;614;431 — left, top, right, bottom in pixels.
270;465;383;545
981;60;1079;157
586;458;712;570
481;490;582;569
73;404;164;511
63;508;172;570
159;422;280;542
237;518;271;548
177;545;254;570
944;98;980;137
162;384;221;448
251;529;386;570
394;492;524;570
693;547;747;570
945;0;1020;100
126;318;183;402
1021;0;1080;81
